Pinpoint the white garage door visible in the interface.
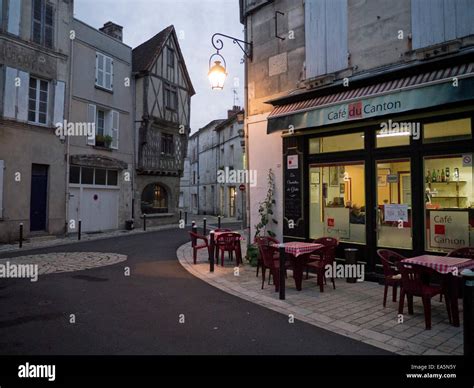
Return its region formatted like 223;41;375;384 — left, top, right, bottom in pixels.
68;187;119;233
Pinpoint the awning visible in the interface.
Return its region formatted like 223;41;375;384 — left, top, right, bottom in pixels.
267;61;474;133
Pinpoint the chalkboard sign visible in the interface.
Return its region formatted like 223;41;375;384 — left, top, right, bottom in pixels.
284;151;303;224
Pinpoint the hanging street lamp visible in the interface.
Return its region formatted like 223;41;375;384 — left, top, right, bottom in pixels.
208;33;252;90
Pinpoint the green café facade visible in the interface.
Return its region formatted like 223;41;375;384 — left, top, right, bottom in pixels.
268;55;474;278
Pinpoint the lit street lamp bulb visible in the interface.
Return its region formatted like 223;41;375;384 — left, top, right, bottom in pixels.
208;60;227;90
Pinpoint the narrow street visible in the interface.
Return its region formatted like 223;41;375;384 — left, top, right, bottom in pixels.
0;228;389;355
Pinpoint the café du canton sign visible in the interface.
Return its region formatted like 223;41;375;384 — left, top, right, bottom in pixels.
267;77;474;133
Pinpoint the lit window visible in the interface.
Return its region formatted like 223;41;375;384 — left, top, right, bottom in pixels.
141;184;168;214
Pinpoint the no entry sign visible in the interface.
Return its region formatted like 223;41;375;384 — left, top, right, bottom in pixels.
239;184;246;191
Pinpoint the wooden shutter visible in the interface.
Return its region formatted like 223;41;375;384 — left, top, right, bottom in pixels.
87;104;96;145
326;0;347;74
305;0;327;78
7;0;21;36
0;160;4;218
16;70;29;121
53;81;65;128
111;110;119;149
3;67;17;119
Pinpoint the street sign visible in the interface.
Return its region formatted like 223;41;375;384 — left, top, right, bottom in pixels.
239;184;245;191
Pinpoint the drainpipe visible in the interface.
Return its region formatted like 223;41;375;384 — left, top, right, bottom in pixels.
65;22;74;236
244;15;251;243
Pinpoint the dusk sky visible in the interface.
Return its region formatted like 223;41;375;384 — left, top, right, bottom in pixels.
74;0;245;132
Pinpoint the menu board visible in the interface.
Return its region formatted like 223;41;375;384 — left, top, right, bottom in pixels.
284;152;302;223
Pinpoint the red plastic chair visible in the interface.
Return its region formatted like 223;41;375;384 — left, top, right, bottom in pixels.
257;243;282;292
377;249;405;308
305;237;338;284
396;261;451;330
447;247;474;259
216;232;242;266
255;236;279;277
305;244;337;292
188;231;209;264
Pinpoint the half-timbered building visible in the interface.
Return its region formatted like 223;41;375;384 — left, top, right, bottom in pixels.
133;25;195;226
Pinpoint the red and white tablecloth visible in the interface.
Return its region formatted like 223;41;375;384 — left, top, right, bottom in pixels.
402;255;474;275
271;242;324;258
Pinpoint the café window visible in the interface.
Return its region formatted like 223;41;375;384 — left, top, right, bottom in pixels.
424;155;474;253
423;118;472;144
309;132;364;154
376;159;412;250
375;124;412;148
309;162;366;244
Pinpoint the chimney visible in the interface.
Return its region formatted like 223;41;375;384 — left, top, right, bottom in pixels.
227;105;241;119
99;21;123;42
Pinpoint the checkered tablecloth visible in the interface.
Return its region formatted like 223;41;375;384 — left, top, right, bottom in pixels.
271;242;324;258
402;255;474;274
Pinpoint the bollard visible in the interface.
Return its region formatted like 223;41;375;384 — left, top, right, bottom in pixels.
279;244;286;300
192;222;197;235
143;214;147;231
209;231;215;273
184;211;188;225
218;215;221;229
462;269;474;355
203;218;207;235
179;210;182;221
78;219;82;241
19;223;23;248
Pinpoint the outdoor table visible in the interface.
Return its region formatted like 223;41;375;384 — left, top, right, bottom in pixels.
401;255;474;327
271;242;324;292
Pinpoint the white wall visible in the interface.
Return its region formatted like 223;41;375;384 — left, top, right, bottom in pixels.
248;113;283;241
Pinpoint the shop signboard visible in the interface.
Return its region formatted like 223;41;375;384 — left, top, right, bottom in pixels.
429;211;469;250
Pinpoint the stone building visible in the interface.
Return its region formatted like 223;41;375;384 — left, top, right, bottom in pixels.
67;19;134;233
0;0;73;243
240;0;474;276
133;26;195;227
181;107;245;218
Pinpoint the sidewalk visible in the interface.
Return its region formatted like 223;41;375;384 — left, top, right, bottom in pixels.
176;237;464;356
0;223;180;255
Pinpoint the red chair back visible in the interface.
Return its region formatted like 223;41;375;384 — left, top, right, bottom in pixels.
377;249;405;278
255;236;279;246
258;243;278;269
396;262;436;296
216;232;240;250
312;237;338;265
447;247;474;259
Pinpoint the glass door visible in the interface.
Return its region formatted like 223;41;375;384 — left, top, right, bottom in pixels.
375;158;413;250
309;162;366;244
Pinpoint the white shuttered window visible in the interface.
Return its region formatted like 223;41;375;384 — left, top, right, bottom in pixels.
412;0;474;49
95;53;113;90
305;0;348;79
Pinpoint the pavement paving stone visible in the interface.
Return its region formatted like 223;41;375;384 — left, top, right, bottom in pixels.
177;240;464;356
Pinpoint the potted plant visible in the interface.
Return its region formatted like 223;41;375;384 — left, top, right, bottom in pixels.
246;243;259;267
104;135;113;148
254;168;278;240
95;134;105;147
